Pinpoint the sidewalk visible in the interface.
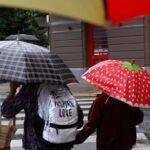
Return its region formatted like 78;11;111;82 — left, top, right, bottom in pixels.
0;81;101;97
68;80;101;96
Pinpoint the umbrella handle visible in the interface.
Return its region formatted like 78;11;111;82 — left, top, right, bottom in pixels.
130;59;135;65
105;96;110;104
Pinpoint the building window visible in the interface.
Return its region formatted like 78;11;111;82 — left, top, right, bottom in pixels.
87;24;108;67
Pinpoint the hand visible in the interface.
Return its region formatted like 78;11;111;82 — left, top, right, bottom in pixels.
6;93;15;100
74;131;87;144
6;82;19;100
10;81;19;93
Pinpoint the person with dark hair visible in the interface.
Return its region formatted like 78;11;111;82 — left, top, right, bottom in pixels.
75;92;144;150
1;82;83;150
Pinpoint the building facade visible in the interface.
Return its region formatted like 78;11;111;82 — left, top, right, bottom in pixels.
45;15;150;79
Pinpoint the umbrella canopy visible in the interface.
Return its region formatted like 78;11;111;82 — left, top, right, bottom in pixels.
5;34;39;41
1;0;150;26
0;0;106;26
106;0;150;25
0;41;77;84
82;59;150;107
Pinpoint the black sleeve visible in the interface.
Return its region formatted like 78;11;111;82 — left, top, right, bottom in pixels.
1;86;28;118
1;84;39;118
75;95;103;144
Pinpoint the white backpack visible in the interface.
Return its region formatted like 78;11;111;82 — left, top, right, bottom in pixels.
37;84;78;144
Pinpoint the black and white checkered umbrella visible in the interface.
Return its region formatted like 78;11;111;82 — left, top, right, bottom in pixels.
0;41;78;84
5;34;39;41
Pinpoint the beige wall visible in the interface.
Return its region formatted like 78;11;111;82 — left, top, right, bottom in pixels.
48;15;86;68
107;17;150;67
48;15;150;75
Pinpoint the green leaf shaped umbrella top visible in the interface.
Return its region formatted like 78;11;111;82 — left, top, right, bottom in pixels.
122;61;141;72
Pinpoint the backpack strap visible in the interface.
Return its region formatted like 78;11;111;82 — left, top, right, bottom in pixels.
36;84;43;97
64;84;73;95
49;122;78;129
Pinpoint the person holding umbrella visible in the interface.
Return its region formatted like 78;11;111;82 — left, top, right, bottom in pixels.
0;41;83;150
1;81;84;150
75;60;148;150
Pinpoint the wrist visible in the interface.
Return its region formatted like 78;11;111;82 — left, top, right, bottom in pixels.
6;93;15;100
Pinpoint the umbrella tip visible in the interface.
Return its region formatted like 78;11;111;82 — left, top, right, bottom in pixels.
130;59;135;65
16;34;20;44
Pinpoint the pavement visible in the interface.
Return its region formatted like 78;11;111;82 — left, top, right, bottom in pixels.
68;80;101;96
0;80;101;97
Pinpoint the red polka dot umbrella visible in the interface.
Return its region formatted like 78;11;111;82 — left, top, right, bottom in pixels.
82;59;150;107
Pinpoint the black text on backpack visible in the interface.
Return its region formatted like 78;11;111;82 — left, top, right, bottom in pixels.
37;85;78;144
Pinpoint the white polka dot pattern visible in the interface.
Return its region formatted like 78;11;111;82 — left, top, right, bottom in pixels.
82;60;150;108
